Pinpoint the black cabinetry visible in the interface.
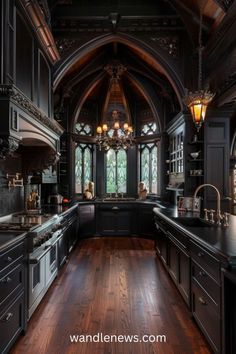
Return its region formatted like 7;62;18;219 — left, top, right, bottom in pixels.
155;215;190;306
0;239;27;354
190;240;221;353
97;203;132;236
78;204;95;238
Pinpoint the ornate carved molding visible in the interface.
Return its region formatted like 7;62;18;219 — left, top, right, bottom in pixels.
0;85;64;135
0;136;21;160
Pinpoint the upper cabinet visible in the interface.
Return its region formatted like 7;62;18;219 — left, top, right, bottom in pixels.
0;0;62;167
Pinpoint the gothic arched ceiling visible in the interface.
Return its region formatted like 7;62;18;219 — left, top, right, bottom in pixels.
46;0;235;130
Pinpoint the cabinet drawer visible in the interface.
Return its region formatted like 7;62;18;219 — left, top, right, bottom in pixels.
192;261;220;308
0;291;25;354
190;241;220;282
192;281;221;353
0;263;24;308
0;242;24;275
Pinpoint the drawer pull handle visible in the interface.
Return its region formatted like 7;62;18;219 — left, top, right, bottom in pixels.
197;252;204;258
5;256;13;263
1;312;13;322
198;297;206;305
112;207;119;210
199;271;206;277
1;276;12;283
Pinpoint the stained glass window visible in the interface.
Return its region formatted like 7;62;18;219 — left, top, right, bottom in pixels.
141;122;157;136
75;122;93;136
140;143;158;194
75;144;93;194
106;149;127;193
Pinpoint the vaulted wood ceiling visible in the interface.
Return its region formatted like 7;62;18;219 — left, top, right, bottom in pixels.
47;0;234;129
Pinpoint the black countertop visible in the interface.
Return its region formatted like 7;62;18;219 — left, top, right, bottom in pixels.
0;231;26;252
153;206;236;267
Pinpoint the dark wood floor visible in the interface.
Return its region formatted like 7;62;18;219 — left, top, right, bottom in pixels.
10;237;211;354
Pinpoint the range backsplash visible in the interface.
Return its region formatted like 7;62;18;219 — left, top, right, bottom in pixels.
0;156;24;217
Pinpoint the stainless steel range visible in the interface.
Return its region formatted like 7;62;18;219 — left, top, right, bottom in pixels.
26;214;64;319
0;212;64;319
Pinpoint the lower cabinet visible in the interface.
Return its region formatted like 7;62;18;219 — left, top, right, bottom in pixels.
96;204;133;236
169;238;190;307
0;291;25;354
192;281;221;353
78;204;95;237
154;213;222;353
0;239;26;354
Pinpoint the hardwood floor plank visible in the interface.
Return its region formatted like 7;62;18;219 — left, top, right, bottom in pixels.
10;237;211;354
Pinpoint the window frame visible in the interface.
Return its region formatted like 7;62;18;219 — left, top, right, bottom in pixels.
139;141;158;195
75;143;94;195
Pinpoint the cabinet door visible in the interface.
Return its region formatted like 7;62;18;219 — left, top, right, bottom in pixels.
179;250;190;306
98;211;116;235
155;229;168;266
0;291;25;354
116;211;131;235
138;207;155;237
169;240;179;285
79;205;95;237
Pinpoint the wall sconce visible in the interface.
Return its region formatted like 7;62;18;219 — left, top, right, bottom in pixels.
6;173;23;189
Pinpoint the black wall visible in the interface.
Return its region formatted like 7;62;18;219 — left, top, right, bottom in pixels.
0;157;24;217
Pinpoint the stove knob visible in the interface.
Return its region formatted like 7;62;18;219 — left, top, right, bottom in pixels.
48;232;53;239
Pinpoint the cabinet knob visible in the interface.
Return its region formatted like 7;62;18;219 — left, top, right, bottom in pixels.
112;206;119;210
199;271;206;277
1;276;12;283
5;256;13;263
198;297;206;305
1;312;13;322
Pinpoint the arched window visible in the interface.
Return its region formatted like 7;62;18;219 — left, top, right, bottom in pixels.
106;149;127;193
75;144;93;194
139;143;158;194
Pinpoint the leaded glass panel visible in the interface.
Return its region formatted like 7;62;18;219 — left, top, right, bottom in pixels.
106;149;116;193
141;147;150;192
140;143;158;194
75;146;82;193
84;147;92;187
106;149;127;193
151;146;158;193
75;144;93;194
117;150;127;193
75;122;93;136
141;122;157;136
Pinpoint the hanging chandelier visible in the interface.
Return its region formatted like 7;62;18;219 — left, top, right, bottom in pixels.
96;63;135;151
183;5;215;132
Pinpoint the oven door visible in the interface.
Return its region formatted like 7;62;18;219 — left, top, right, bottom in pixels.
28;247;49;318
45;243;58;288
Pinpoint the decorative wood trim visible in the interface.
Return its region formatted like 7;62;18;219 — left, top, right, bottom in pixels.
0;84;64;135
18;0;60;64
0;135;21;159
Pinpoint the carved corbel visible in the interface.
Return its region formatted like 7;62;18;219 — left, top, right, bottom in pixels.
0;136;21;159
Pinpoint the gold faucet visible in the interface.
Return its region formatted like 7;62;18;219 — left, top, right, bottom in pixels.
193;183;222;225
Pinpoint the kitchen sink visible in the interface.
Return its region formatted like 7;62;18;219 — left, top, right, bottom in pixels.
174;217;214;228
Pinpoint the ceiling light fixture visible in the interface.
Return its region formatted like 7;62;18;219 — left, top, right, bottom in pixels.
96;64;134;151
183;5;215;132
